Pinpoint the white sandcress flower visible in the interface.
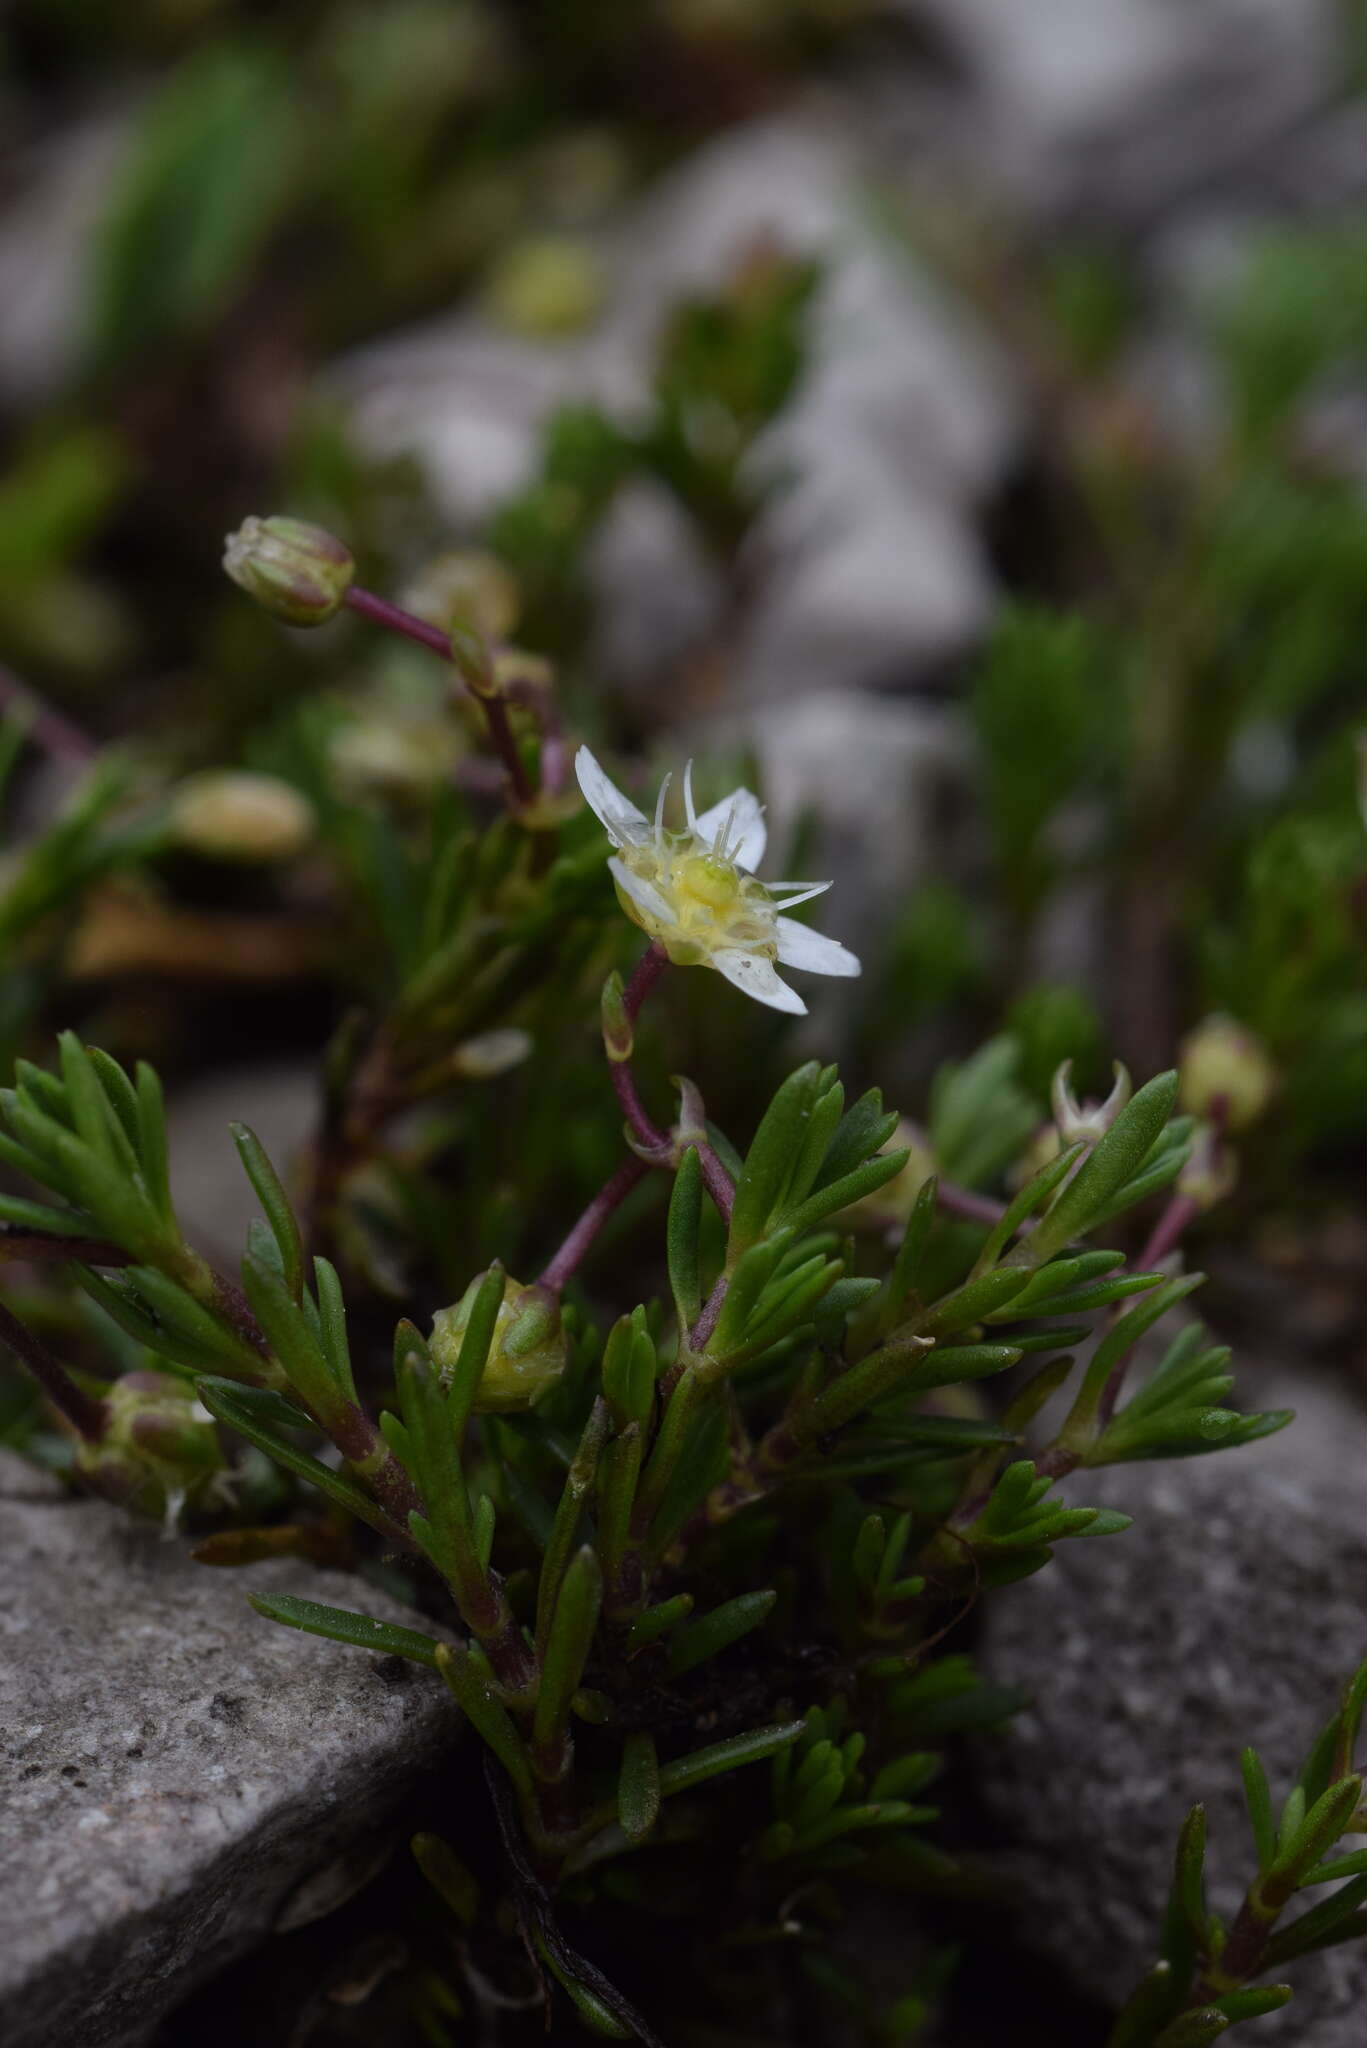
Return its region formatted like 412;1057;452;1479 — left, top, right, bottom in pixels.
575;745;860;1015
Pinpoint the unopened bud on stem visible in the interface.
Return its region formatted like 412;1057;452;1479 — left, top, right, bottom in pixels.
601;972;633;1064
430;1274;568;1412
1179;1014;1276;1133
223;516;355;626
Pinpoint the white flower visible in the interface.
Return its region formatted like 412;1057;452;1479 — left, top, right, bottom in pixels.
575;745;860;1015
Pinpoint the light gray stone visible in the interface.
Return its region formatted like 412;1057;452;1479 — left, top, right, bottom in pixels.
333;113;1017;706
738;689;973;946
885;0;1337;225
166;1060;320;1271
0;105;136;406
977;1368;1367;2041
0;1453;458;2048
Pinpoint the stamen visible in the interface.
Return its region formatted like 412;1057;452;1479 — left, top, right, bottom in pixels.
653;771;673;842
769;880;833;909
715;800;740;861
683;760;698;834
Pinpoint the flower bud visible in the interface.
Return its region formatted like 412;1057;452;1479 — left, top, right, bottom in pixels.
485;236;605;337
600;971;634;1064
76;1372;224;1528
223;515;355;626
430;1274;568;1413
451;1028;533;1080
169;770;316;864
842;1118;937;1227
1051;1060;1132;1146
1178;1015;1276;1133
329;718;461;801
401;550;520;643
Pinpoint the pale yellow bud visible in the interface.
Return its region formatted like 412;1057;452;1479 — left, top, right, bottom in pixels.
223;515;354;626
1177;1120;1239;1211
843;1118;937;1227
169;771;316;864
485;236;605;337
400;550;520;643
1178;1015;1276;1133
451;1029;533;1080
430;1274;567;1413
76;1372;224;1527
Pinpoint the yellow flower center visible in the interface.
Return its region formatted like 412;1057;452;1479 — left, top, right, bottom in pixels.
617;833;779;967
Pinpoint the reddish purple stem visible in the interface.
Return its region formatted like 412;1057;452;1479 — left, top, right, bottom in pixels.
342;586;533;805
0;1297;105;1440
539;1156;648;1294
0;666;97;764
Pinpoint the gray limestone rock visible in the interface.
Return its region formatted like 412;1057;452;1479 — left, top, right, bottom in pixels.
740;688;973;943
0;105;136;407
888;0;1337;226
0;1452;459;2048
977;1368;1367;2040
165;1060;320;1272
333;113;1017;708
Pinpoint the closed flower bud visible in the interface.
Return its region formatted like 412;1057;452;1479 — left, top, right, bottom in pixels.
451;1029;533;1080
401;549;520;643
76;1372;224;1529
223;515;355;626
169;771;316;864
1179;1014;1276;1133
600;971;634;1063
430;1274;568;1413
485;236;605;337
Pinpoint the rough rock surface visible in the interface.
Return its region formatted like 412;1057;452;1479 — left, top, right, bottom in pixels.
0;1453;459;2048
977;1368;1367;2041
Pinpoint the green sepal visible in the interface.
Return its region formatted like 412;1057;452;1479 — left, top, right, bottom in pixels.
667;1147;703;1328
1028;1070;1180;1262
730;1064;822;1253
197;1375;401;1539
920;1265;1033;1338
1242;1748;1276;1872
657;1720;806;1800
618;1731;661;1842
625;1593;694;1652
447;1264;508;1439
533;1544;602;1764
248;1590;441;1668
1263;1875;1367;1964
436;1643;533;1795
241;1250;337;1412
412;1833;479;1927
231;1123;304;1302
668;1590;776;1675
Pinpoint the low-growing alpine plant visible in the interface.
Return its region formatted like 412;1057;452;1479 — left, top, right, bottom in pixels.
1;520;1365;2045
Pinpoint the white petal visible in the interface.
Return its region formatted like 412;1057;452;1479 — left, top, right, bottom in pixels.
575;745;649;847
695;786;766;871
608;855;674;927
711;946;807;1015
774;917;861;978
769;880;833;910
